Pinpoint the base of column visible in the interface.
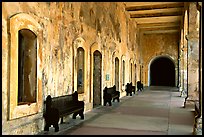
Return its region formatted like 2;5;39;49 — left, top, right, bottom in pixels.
193;116;202;135
184;98;195;110
180;90;187;98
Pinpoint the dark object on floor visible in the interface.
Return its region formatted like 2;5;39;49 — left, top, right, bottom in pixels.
137;81;143;92
125;82;136;96
103;85;120;106
43;91;84;132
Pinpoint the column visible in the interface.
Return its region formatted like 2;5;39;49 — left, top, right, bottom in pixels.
181;3;188;99
193;2;202;135
179;27;184;96
185;2;200;105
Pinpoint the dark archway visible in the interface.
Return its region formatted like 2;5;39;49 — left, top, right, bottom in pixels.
77;47;85;94
115;57;119;91
150;57;175;86
93;50;102;108
18;29;37;104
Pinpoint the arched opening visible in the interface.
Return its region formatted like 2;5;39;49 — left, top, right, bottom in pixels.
131;63;133;83
122;60;125;86
115;57;119;91
77;47;85;94
134;64;137;86
93;50;102;108
18;29;37;105
150;57;175;86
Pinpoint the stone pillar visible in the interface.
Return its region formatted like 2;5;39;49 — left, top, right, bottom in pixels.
144;65;148;86
179;27;184;95
185;2;200;106
193;2;202;135
181;3;188;98
182;46;188;98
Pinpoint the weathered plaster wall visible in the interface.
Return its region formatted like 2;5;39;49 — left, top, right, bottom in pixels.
140;33;179;86
2;2;188;135
2;2;137;135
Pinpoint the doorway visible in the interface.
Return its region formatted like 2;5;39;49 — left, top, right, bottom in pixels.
93;50;102;108
77;47;85;94
150;57;175;86
115;57;119;91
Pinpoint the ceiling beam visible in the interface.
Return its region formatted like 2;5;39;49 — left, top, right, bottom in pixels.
128;7;184;15
132;16;182;24
130;11;183;18
125;2;183;7
140;26;180;31
126;2;184;11
125;2;184;35
137;22;181;28
142;29;179;34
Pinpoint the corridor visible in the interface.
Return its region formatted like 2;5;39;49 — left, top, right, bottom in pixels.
39;86;195;135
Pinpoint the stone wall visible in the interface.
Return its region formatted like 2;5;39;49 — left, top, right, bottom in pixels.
2;2;184;135
2;2;137;134
140;33;179;86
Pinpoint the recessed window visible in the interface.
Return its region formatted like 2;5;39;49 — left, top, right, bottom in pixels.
9;13;42;120
130;63;133;82
122;60;125;86
18;29;37;105
77;47;84;94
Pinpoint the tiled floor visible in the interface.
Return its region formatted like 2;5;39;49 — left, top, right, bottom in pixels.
38;86;195;135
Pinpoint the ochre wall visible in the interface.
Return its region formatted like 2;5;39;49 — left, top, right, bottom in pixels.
2;2;182;135
140;33;179;86
2;2;138;134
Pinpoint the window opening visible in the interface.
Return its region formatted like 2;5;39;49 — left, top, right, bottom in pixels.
77;47;84;94
122;60;125;86
18;29;37;105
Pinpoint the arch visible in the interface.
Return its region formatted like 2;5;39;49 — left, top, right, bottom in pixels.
77;47;85;94
72;37;87;94
9;13;41;35
18;29;37;104
121;55;126;61
112;49;120;60
121;55;126;87
148;55;176;86
115;57;120;91
9;13;42;120
133;61;137;86
90;42;104;106
90;42;102;53
93;50;102;108
73;37;86;57
112;50;120;88
129;58;133;83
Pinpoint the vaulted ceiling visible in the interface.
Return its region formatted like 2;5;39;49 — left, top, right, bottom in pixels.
124;2;184;34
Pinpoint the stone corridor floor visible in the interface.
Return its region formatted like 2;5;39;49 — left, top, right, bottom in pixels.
38;86;195;135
